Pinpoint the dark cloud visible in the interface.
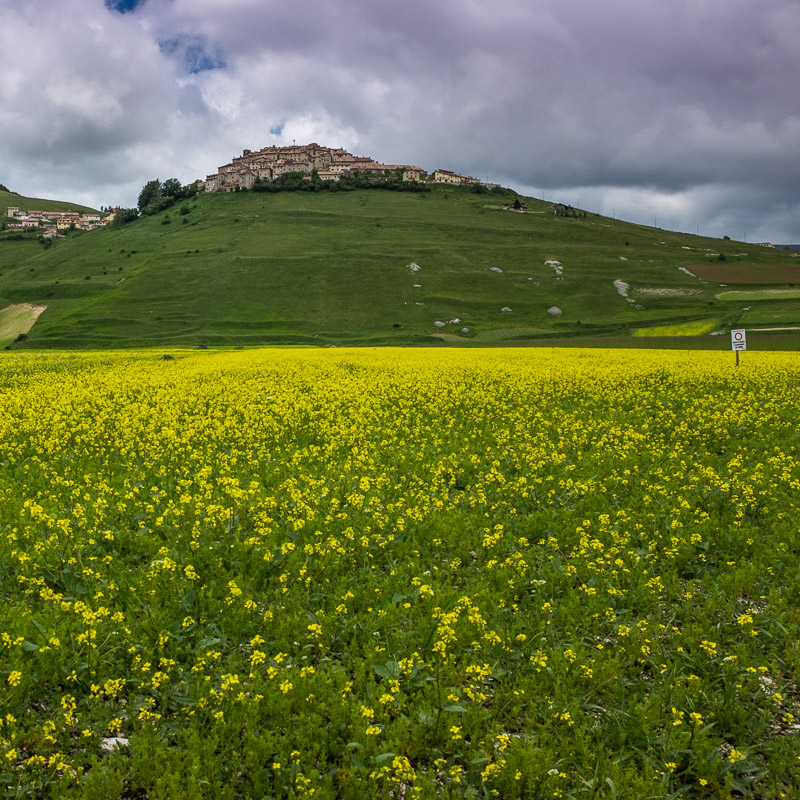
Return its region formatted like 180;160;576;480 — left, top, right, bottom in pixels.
1;0;798;242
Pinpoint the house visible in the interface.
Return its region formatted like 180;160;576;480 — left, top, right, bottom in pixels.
432;169;481;186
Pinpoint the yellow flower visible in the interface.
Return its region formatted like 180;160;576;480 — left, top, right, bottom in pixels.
728;748;744;763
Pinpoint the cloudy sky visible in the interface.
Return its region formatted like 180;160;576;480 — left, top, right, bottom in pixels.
2;0;798;242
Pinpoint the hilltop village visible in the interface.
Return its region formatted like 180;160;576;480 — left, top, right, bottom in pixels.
2;143;501;230
202;143;499;192
4;206;109;237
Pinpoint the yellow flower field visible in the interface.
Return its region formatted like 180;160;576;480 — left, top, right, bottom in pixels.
0;347;798;799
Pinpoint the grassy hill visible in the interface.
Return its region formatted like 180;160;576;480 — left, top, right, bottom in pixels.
2;185;798;349
0;188;99;216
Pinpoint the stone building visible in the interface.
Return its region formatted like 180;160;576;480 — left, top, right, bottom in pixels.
432;169;480;186
204;143;424;192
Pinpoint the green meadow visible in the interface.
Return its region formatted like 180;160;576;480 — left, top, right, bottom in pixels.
2;185;798;348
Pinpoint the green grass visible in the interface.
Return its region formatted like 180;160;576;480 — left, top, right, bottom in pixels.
1;186;798;348
0;303;46;347
717;289;800;302
740;305;800;325
1;189;98;216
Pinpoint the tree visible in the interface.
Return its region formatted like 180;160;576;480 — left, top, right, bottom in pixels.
109;207;139;227
137;179;162;211
161;178;183;199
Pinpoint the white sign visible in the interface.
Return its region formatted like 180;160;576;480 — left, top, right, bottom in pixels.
731;329;747;351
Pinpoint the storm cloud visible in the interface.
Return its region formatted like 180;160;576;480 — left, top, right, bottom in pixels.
2;0;798;241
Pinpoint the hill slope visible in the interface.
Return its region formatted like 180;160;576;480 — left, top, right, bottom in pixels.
1;188;99;216
2;186;798;348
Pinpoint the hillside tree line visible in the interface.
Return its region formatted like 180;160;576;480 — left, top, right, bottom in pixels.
111;178;199;226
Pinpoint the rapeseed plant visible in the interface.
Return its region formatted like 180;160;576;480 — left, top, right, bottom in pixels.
0;347;798;798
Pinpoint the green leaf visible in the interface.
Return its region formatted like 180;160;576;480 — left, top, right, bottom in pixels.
374;752;396;764
171;695;194;707
666;784;693;800
181;588;196;611
22;640;39;652
443;705;467;713
372;660;400;679
581;703;607;713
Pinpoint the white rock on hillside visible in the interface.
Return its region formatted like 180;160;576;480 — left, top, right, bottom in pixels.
548;306;562;316
101;737;130;752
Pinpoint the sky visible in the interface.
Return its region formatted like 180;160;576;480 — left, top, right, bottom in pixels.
1;0;798;243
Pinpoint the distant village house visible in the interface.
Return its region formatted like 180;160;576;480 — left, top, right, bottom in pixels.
432;169;481;187
5;205;108;231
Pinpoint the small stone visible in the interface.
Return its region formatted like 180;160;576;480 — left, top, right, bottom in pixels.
548;306;562;316
434;321;446;327
101;737;130;752
501;307;512;313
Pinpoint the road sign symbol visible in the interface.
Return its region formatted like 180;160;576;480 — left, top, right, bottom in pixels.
731;329;746;351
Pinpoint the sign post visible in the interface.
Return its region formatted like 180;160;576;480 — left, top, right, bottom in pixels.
731;328;746;367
